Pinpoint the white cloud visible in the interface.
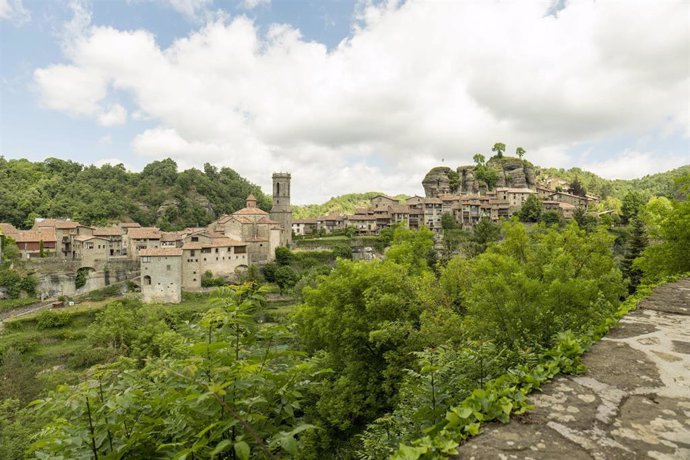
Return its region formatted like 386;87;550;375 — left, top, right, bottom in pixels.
33;0;690;203
582;150;689;181
98;134;112;145
241;0;270;10
98;104;128;126
0;0;30;24
159;0;212;20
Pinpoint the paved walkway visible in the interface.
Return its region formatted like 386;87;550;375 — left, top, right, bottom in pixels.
458;278;690;460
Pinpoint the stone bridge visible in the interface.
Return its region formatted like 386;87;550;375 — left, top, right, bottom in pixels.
458;278;690;459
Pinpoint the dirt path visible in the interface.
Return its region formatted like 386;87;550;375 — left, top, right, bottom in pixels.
458;278;690;459
0;300;55;323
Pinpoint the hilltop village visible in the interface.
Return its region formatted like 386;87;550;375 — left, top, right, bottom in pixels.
293;157;599;236
0;160;600;304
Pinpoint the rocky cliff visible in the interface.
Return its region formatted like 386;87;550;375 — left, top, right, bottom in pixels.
423;157;536;197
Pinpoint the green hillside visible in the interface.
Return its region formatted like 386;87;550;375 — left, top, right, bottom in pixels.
537;164;690;199
292;192;410;219
0;157;271;230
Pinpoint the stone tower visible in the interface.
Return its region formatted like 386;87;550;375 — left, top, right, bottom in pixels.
270;172;292;246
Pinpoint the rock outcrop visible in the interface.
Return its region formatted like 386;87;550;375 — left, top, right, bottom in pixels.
423;157;537;197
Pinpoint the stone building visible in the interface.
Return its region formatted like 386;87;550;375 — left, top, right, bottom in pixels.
32;218;89;259
127;227;162;259
14;228;57;258
270;172;292;246
210;194;281;264
73;235;110;267
140;248;183;304
180;236;249;290
292;219;318;236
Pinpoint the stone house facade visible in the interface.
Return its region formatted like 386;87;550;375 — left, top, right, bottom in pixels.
140;248;183;304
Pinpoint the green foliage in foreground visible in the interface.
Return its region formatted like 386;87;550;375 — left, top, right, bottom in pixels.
635;174;690;283
27;285;316;459
389;273;688;460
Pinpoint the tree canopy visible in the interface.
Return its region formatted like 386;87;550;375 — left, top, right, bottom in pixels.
0;157;271;230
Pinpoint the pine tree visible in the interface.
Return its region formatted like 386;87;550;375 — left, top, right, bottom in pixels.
622;217;647;293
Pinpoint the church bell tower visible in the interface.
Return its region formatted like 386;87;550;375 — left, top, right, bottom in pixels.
270;172;292;245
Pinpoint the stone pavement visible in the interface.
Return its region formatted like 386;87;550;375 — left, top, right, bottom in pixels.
457;278;690;460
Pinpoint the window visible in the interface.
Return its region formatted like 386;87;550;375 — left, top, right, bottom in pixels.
191;236;199;242
166;265;171;271
235;246;246;254
201;248;211;254
190;250;195;256
142;256;151;263
143;275;151;285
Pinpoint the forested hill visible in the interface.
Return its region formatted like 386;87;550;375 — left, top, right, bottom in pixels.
292;192;410;219
0;157;271;230
537;164;690;200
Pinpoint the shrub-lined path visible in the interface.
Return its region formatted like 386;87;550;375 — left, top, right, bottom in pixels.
458;278;690;459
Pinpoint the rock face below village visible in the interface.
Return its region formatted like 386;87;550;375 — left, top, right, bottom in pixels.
423;157;537;197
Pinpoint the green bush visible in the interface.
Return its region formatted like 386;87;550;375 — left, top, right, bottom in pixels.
0;297;39;313
83;284;120;301
36;310;72;330
200;271;225;287
67;346;117;369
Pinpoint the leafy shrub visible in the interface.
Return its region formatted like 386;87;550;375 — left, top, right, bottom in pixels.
200;271;225;287
67;346;117;369
84;284;120;301
36;310;72;330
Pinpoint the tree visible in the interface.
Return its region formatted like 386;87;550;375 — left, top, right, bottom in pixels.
472;154;485;166
635;175;690;282
515;147;526;160
30;284;316;459
275;246;293;266
294;259;424;454
275;265;299;294
261;262;278;282
540;211;563;226
518;195;542;222
621;217;647;293
441;212;457;230
621;191;645;224
465;218;500;257
569;177;587;197
491;142;506;159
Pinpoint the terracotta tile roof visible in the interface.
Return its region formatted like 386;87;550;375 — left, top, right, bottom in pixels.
347;214;376;221
319;214;343;221
559;202;577;209
119;222;142;229
181;242;205;250
496;187;536;193
293;219;318;224
371;194;399;202
92;227;122;237
74;234;109;242
33;219;81;229
128;227;161;240
424;198;442;204
139;248;183;257
0;223;18;236
161;231;186;242
233;207;269;216
15;229;57;243
388;204;411;213
258;217;281;225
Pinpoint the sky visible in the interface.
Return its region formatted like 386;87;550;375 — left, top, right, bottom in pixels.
1;0;689;204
